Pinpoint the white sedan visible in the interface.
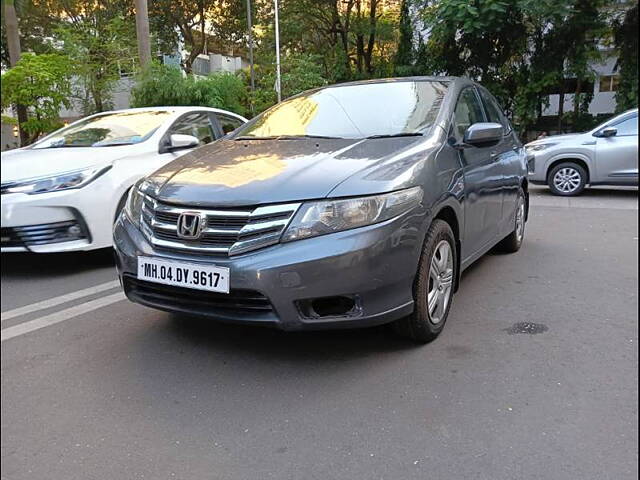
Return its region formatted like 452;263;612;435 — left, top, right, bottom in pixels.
1;106;247;252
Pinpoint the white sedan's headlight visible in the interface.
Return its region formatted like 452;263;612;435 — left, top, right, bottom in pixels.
282;186;423;242
1;165;112;195
525;142;557;153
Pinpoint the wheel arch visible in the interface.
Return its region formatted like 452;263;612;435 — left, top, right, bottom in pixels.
546;157;591;184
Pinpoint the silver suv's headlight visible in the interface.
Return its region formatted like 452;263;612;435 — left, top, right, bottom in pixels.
124;184;145;227
525;142;557;153
282;186;423;242
1;165;112;195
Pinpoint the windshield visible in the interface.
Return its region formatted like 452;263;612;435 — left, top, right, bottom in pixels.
32;110;173;149
235;80;449;140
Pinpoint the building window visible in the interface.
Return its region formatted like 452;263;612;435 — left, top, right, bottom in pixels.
599;75;620;92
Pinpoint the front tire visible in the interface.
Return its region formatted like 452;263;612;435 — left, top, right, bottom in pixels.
393;219;457;343
548;162;587;196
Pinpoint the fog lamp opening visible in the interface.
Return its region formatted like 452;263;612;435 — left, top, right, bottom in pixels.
298;295;361;319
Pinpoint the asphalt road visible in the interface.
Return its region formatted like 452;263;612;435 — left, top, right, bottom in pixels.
1;185;638;480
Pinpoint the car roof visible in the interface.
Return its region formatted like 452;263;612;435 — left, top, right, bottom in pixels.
86;106;248;121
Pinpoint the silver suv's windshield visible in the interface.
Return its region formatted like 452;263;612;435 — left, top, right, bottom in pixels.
235;80;449;140
32;110;172;149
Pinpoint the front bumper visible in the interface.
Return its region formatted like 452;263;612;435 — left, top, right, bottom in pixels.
113;208;428;331
1;175;117;252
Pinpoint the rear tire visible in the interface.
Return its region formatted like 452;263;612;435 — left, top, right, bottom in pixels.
497;187;526;253
548;162;587;196
393;219;457;343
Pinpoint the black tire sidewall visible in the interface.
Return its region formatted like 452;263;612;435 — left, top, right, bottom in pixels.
411;220;457;338
548;162;587;196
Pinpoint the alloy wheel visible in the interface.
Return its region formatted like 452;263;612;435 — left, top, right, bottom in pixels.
515;195;526;243
553;167;582;193
427;240;454;325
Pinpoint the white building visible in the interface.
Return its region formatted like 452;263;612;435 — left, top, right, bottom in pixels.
542;53;620;117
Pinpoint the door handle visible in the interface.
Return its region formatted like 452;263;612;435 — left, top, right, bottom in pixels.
490;151;498;160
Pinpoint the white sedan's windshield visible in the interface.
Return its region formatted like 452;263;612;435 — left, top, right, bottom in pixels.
32;110;172;149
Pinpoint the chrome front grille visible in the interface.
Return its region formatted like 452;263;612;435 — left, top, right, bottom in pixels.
140;195;300;256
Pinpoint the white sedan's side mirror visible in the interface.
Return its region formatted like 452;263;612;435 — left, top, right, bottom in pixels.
169;134;199;150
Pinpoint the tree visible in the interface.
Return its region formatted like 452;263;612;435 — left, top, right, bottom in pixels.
248;52;327;113
613;3;638;111
149;0;209;73
394;0;414;75
134;0;151;67
2;0;29;146
131;63;248;116
1;53;72;142
56;15;137;113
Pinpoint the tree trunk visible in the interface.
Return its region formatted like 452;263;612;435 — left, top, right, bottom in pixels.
557;77;565;131
573;77;583;118
364;0;378;74
2;0;29;146
134;0;152;68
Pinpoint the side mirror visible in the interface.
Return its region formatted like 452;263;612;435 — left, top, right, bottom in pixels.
168;134;199;150
463;122;503;146
598;127;617;138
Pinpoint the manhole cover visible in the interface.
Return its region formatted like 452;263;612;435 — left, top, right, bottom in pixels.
505;322;548;335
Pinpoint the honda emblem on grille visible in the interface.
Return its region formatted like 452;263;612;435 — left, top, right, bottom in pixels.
176;212;204;239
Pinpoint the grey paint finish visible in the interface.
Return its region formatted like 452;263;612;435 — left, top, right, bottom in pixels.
117;77;529;329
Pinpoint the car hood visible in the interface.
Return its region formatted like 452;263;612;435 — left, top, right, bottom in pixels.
0;147;124;183
145;137;425;206
526;133;584;147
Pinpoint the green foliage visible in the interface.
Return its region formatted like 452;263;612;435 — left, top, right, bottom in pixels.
248;52;328;113
131;63;248;117
56;14;137;114
614;4;638;111
394;0;415;76
1;53;71;140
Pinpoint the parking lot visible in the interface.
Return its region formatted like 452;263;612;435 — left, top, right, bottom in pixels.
1;185;638;480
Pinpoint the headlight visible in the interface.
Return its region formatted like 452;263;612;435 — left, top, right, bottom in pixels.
124;184;145;227
282;186;423;242
1;165;112;195
525;143;557;153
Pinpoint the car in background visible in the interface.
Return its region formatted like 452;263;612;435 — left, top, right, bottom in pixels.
1;106;247;252
526;108;638;196
114;77;529;342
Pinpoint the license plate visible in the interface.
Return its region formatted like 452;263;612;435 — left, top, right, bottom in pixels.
137;256;230;293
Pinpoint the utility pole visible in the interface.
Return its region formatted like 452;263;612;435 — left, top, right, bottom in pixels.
274;0;282;103
2;0;29;146
134;0;152;68
246;0;255;113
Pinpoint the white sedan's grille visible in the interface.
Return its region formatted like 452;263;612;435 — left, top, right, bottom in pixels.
140;195;300;256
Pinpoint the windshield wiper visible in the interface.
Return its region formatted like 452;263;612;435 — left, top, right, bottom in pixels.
234;136;279;140
235;134;344;141
275;134;345;140
365;133;424;139
40;144;91;149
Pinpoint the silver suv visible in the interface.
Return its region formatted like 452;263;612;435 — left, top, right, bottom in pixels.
526;109;638;196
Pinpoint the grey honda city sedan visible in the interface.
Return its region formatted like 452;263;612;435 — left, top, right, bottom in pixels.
113;77;529;342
